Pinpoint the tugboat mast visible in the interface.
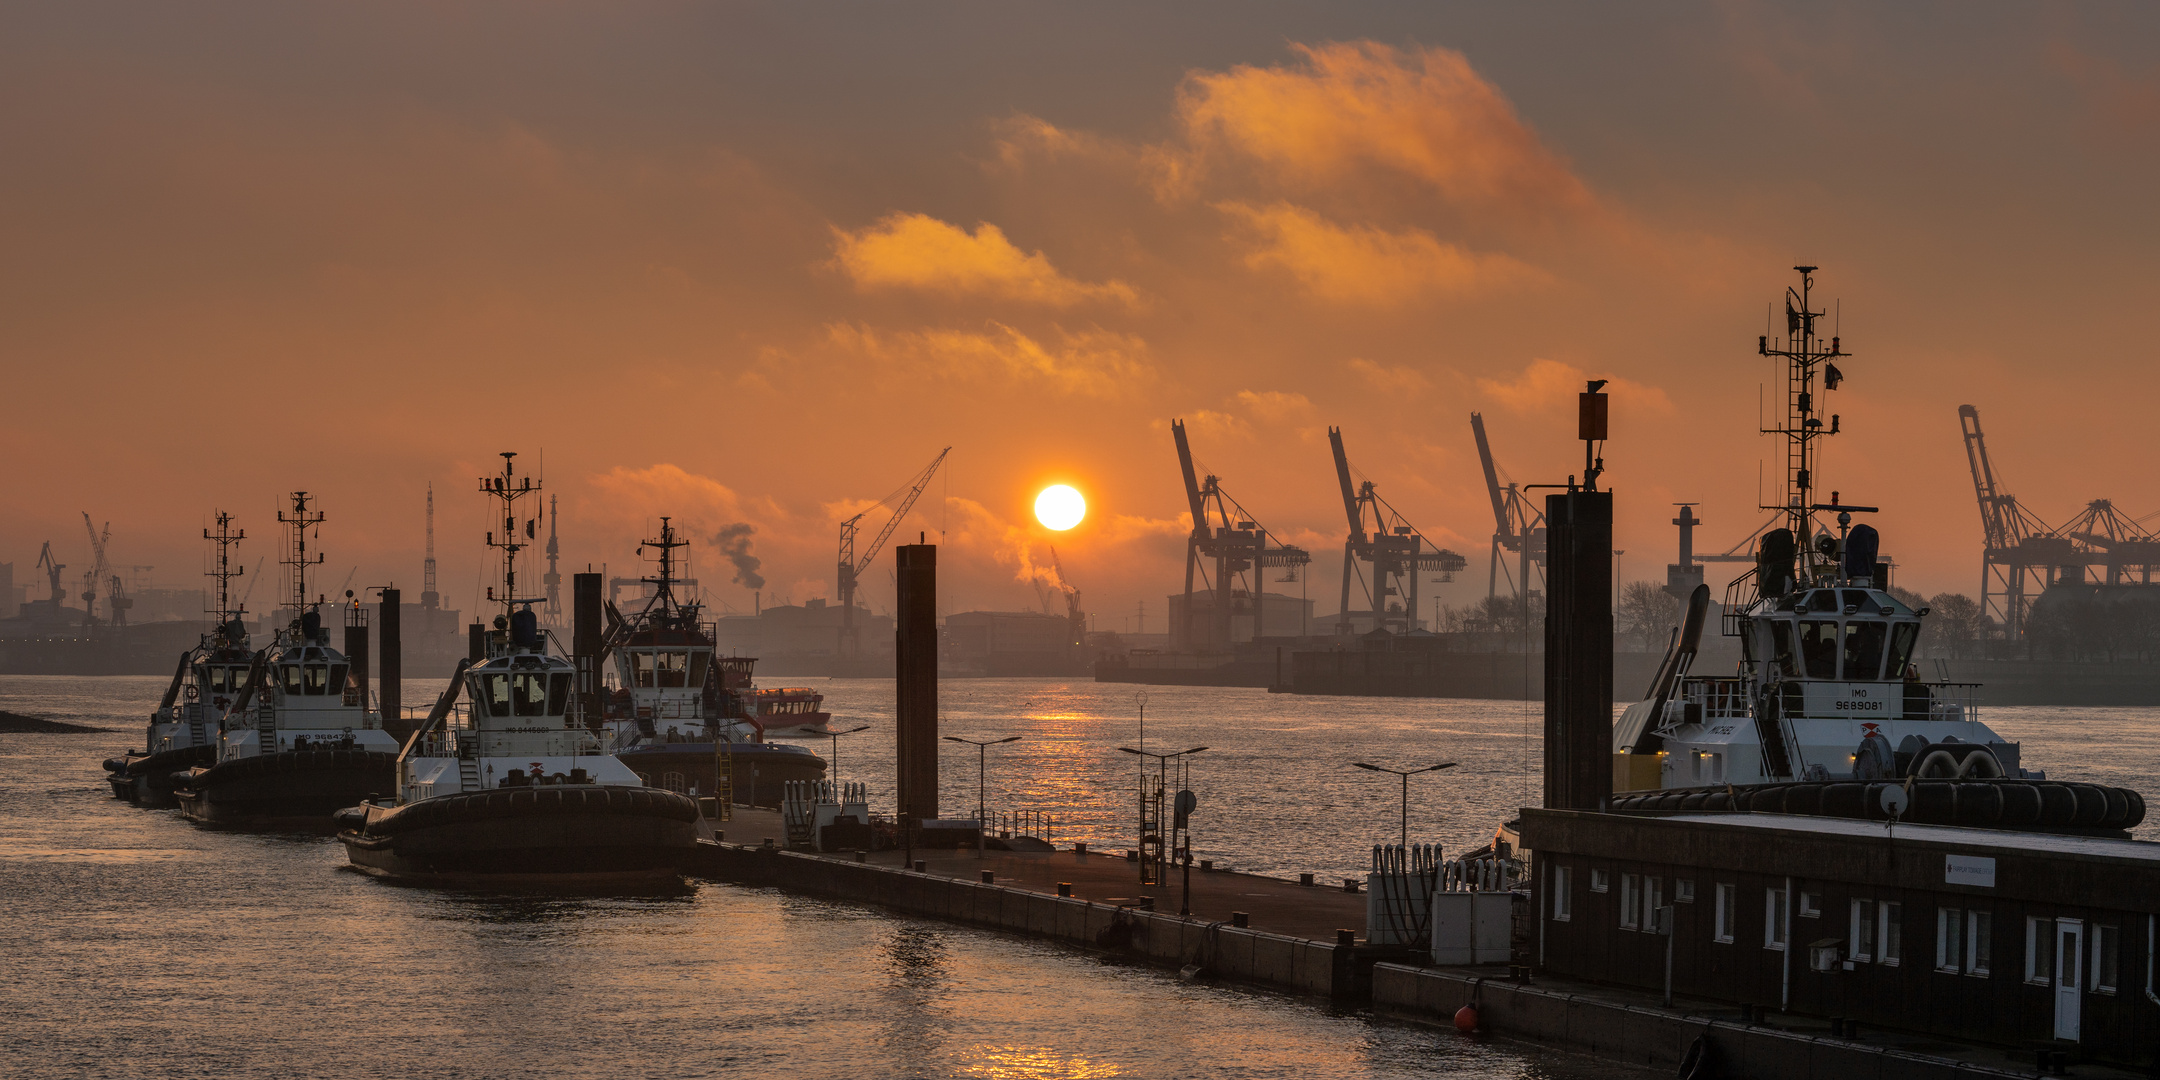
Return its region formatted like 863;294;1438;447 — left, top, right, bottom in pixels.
1757;266;1852;582
480;452;546;618
204;511;246;625
639;517;692;620
278;493;325;621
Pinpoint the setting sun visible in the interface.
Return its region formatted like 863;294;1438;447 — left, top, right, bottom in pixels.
1034;484;1087;531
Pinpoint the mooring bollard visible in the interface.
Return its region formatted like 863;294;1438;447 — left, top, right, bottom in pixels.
1336;929;1355;946
1299;872;1315;887
913;860;927;872
1139;896;1155;911
1200;859;1213;872
1074;842;1088;856
980;870;995;884
1232;911;1249;928
1341;878;1359;893
1058;882;1072;897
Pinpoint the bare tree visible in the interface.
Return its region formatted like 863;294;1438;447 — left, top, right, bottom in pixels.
1618;581;1681;652
1925;593;1982;660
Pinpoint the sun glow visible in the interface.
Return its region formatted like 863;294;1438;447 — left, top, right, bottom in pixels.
1034;485;1086;531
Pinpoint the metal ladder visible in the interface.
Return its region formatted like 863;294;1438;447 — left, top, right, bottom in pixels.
457;735;480;791
188;706;208;748
258;709;276;755
1138;774;1164;886
713;742;735;821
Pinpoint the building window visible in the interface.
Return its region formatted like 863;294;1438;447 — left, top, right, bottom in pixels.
1590;869;1608;893
1937;908;1965;973
1799;891;1821;918
2027;917;2055;985
1880;902;1902;966
1967;911;1992;977
1851;899;1877;963
1620;874;1642;930
1552;867;1572;922
2094;925;2119;993
1765;888;1788;951
1676;879;1696;904
1646;878;1664;932
1715;884;1735;943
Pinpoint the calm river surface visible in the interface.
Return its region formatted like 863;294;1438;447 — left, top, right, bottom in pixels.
6;673;2151;1079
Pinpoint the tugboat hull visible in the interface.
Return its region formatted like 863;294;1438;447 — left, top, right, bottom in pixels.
104;745;217;807
175;750;399;829
336;785;700;887
613;744;825;807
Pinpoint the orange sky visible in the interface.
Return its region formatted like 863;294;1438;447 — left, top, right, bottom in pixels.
4;3;2158;627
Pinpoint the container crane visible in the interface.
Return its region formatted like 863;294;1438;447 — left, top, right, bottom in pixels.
1327;427;1466;635
1171;419;1311;652
1959;404;2074;642
1470;413;1547;608
836;447;950;659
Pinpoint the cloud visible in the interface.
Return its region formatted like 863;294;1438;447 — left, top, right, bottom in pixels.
1345;358;1430;396
830;212;1136;306
825;321;1152;397
1477;358;1673;414
1219;201;1542;303
1174;42;1596;216
2047;41;2160;142
1182;409;1251;440
1234;389;1313;422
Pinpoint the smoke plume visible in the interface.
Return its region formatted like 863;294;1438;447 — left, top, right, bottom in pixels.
712;523;765;590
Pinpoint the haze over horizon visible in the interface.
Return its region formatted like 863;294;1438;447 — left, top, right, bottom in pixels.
5;2;2157;627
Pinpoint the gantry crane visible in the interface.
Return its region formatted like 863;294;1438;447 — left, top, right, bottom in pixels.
1327;427;1465;635
34;542;65;622
836;447;950;659
1470;413;1547;609
80;513;111;629
1959;404;2075;642
1171;419;1311;652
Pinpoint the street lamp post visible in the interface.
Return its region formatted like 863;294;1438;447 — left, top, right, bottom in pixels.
943;734;1022;857
826;724;871;786
1351;761;1459;851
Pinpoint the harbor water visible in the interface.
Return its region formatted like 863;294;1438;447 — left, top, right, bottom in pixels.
9;675;2154;1079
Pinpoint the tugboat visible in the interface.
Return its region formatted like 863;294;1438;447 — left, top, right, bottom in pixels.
755;685;835;737
335;453;700;887
103;512;254;806
1611;267;2143;834
602;518;827;805
173;495;401;827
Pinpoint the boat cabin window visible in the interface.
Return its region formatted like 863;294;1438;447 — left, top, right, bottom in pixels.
1799;621;1840;679
688;653;710;691
510;672;554;716
548;672;571;715
478;673;511;716
1769;622;1799;677
204;666;243;693
1885;622;1919;679
329;664;349;695
630;651;695;688
304;664;332;695
1842;621;1888;681
282;665;306;695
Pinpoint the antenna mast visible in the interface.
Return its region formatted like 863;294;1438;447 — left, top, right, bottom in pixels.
278;492;326;619
544;493;563;620
204;512;246;623
1757;266;1851;575
479;452;543;612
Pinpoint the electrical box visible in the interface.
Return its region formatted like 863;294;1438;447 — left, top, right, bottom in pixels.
1430;891;1513;965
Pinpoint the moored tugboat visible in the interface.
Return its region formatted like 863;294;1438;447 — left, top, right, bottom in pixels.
104;512;254;807
602;518;827;806
335;453;700;887
1610;267;2143;835
173;496;400;828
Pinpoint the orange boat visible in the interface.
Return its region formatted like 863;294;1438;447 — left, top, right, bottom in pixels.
756;686;832;736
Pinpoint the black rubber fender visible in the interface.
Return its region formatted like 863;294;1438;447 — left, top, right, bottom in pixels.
1954;783;2003;827
1910;781;1957;824
2071;784;2109;827
360;783;699;837
2101;786;2131;829
2122;789;2146;830
2036;783;2078;826
1820;783;1866;819
1783;784;1822;816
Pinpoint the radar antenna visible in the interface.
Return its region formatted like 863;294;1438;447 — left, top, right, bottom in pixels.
479;452;544;614
1756;266;1860;582
278;493;326;620
204;512;247;624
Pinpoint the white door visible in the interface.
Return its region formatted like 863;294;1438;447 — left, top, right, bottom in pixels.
2054;919;2084;1042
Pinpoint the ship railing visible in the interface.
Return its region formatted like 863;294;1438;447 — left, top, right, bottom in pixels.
1675;677;1751;720
1919;681;1982;726
986;809;1056;845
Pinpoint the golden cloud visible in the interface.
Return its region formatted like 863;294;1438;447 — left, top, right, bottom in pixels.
1176;42;1596;216
1234;388;1314;422
1344;358;1431;396
830;212;1136;306
1477;358;1674;414
825;321;1152;398
1219;201;1542;304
